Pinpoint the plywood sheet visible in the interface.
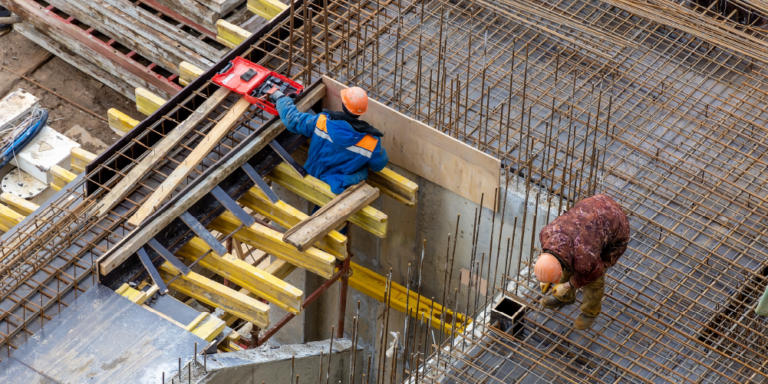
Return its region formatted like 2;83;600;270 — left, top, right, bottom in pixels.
321;76;500;210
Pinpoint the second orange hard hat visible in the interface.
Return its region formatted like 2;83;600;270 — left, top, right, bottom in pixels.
340;86;369;115
534;253;562;284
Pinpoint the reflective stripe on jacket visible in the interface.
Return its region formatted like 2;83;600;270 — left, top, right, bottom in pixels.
276;97;389;193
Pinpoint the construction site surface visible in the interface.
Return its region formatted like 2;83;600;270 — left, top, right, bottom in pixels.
0;0;768;383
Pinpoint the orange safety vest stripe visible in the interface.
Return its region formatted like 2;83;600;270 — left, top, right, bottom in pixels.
315;114;378;152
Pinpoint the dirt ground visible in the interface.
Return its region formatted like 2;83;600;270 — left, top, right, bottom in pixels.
0;29;145;154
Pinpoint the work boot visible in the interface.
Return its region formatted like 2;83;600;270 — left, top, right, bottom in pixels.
574;314;597;330
540;294;574;310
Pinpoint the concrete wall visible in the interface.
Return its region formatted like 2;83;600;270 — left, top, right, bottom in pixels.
268;165;560;382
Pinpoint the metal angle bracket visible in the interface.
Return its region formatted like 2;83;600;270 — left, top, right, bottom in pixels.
179;211;229;256
210;185;256;227
269;140;307;178
242;163;280;203
147;238;191;275
137;247;169;295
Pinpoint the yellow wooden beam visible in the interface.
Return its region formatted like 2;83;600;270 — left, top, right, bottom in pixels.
346;262;470;334
107;108;139;136
215;19;252;49
176;236;304;314
71;147;96;174
49;165;76;192
238;186;347;259
158;262;270;328
247;0;288;20
179;61;205;86
221;258;297;326
367;167;419;207
209;211;335;278
136;87;167;116
189;314;226;342
1;192;38;216
267;162;388;238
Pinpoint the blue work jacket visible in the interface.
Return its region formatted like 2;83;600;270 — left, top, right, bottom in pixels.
276;97;389;193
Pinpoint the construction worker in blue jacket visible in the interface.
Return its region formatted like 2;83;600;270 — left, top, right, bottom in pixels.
270;86;389;194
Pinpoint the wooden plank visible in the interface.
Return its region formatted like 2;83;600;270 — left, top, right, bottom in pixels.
367;166;419;206
284;182;379;251
127;96;251;226
0;204;25;232
49;165;76;192
347;261;471;334
100;0;225;61
215;19;251;48
6;0;180;96
91;88;231;218
189;314;226;341
179;61;205;87
43;0;213;72
136;87;168;116
107;108;139;136
71;148;97;174
147;0;222;31
98;84;325;275
157;262;270;327
267;162;388;238
321;76;500;210
14;23;139;101
208;211;335;278
247;0;287;21
196;0;244;14
176;236;304;314
1;193;39;216
238;186;347;259
221;258;297;326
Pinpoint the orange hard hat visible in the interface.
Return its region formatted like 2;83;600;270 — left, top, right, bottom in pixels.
340;87;369;115
534;253;562;284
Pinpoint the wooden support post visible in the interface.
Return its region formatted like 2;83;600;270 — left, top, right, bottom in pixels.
247;0;288;21
208;211;336;278
71;148;97;174
179;61;206;86
267;162;388;238
238;186;348;259
136;87;168;116
1;192;39;216
176;236;304;314
158;262;270;328
128;97;251;226
107;108;139;136
283;182;379;251
49;165;76;192
92;88;231;218
215;19;252;49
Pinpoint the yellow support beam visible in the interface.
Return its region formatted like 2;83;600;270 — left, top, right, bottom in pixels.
176;237;304;314
209;211;335;278
158;262;271;328
346;262;470;334
188;314;226;342
1;192;38;216
367;167;419;207
221;258;297;326
136;87;167;116
267;162;388;238
215;19;252;49
71;147;96;174
238;186;347;259
179;61;205;86
247;0;288;20
115;283;156;305
49;165;76;192
107;108;139;136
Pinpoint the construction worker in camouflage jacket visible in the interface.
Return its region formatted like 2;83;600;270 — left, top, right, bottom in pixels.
534;194;630;330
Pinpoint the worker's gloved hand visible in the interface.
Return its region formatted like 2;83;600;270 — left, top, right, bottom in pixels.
269;90;286;102
286;92;298;100
552;282;571;299
540;282;551;294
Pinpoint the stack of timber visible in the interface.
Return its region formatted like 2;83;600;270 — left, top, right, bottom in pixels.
0;0;287;102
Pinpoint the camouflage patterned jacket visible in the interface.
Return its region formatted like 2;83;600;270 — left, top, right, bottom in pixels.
539;194;630;289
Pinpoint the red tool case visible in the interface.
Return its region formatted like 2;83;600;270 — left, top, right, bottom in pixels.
212;57;303;115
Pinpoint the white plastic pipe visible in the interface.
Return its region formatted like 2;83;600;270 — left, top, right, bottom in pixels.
0;15;22;24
